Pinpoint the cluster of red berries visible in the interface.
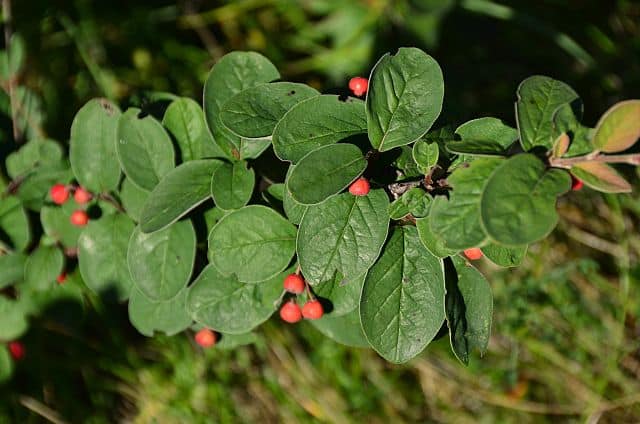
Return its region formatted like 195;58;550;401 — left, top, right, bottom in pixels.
49;183;93;227
279;273;324;323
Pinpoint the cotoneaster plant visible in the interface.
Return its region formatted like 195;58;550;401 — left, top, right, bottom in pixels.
1;48;640;378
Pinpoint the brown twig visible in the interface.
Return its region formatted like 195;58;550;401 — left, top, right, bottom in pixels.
549;152;640;169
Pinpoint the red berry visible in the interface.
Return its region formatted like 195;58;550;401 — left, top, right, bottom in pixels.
279;301;302;323
70;210;89;227
349;177;370;196
195;328;217;348
283;273;305;294
74;187;93;204
302;300;324;320
56;273;67;284
348;77;368;97
50;184;69;205
8;341;25;360
571;176;584;191
463;248;483;261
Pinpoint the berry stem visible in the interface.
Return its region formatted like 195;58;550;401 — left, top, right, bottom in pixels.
98;193;126;213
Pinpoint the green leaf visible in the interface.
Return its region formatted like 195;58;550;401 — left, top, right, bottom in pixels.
208;205;296;283
272;95;367;163
311;308;370;348
139;159;223;233
516;76;581;151
298;189;389;285
416;216;457;258
120;178;150;222
70;99;122;192
393;145;422;178
116;108;175;191
366;47;444;152
446;256;493;365
40;201;83;248
313;272;365;316
128;287;192;337
570;162;632;193
283;165;308;225
78;214;135;301
216;332;258;350
0;345;13;383
0;295;28;340
287;144;367;205
552;103;592;157
0;33;25;78
6;138;64;179
446;117;518;156
481;154;571;245
203;51;280;160
23;245;64;292
360;226;445;363
430;158;504;249
0;253;26;289
221;82;319;139
592;100;640;153
210;161;255;211
0;195;31;251
128;221;196;301
412;140;439;172
482;243;527;267
187;264;286;333
162;97;225;161
388;188;431;220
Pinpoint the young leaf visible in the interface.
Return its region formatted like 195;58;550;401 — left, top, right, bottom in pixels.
116;108;176;191
570;162;632;193
366;47;444;152
591;100;640;153
120;178;150;222
446;256;493;365
6;138;64;179
552;133;570;158
187;264;286;334
388;188;431;220
208;206;296;283
221;82;319;139
139;159;223;233
41;201;83;248
412;140;439;173
128;287;192;337
481;243;527;267
481;154;571;245
360;226;445;364
287;144;367;205
210;161;255;211
272;95;367;163
446;117;518;156
203;51;280;160
311;308;370;348
78;214;135;301
127;221;196;301
0;195;31;251
430;158;504;249
23;245;64;292
162;97;225;161
516;76;581;151
0;296;28;340
312;272;365;317
552;103;592;157
297;189;389;285
70;99;122;192
416;216;458;258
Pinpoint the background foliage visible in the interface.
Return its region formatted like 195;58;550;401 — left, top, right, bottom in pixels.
1;0;640;422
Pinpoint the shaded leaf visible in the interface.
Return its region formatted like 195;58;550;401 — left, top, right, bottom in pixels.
311;308;370;348
6;138;64;179
128;287;192;337
23;245;64;292
0;195;31;251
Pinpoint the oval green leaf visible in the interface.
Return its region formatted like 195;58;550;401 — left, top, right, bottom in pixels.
210;161;255;211
120;178;150;222
312;272;365;317
412;140;439;173
6;138;64;179
23;245;64;292
0;195;31;251
311;308;370;348
481;243;527;267
128;287;192;337
446;117;518;156
0;295;28;340
41;201;83;248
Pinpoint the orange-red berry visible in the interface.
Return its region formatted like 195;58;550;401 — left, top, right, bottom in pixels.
74;187;93;204
463;248;483;260
56;273;67;284
283;273;305;294
280;301;302;323
571;176;584;191
302;300;324;320
195;328;217;348
8;341;25;360
70;210;89;227
50;184;69;205
348;77;369;97
349;177;370;196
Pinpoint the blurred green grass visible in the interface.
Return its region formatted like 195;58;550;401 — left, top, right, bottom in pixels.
2;0;640;422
